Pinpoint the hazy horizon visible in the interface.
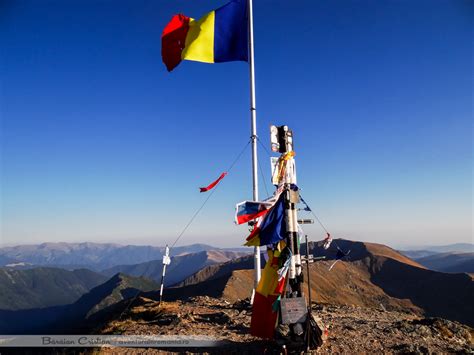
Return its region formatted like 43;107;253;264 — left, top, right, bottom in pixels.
0;236;472;251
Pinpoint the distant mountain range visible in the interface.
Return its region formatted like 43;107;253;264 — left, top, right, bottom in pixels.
401;243;473;259
2;241;470;273
0;239;472;335
420;243;473;253
400;243;473;273
0;242;247;270
413;252;474;273
102;250;250;285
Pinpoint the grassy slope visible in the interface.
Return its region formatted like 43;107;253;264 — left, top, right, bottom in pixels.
0;267;107;310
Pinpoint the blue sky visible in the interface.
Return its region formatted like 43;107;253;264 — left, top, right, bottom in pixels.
1;0;472;248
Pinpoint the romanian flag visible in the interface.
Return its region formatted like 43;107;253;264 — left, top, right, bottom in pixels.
245;193;286;247
162;0;248;71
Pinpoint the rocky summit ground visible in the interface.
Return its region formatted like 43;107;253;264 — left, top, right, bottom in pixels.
91;296;473;354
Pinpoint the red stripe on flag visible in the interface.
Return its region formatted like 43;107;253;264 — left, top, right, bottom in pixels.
161;14;190;72
236;209;268;225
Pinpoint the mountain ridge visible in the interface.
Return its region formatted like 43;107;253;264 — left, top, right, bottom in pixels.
0;267;107;310
0;242;245;270
102;250;250;285
414;252;474;273
159;239;473;326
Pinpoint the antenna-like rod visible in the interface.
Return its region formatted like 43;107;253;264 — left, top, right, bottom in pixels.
248;0;261;301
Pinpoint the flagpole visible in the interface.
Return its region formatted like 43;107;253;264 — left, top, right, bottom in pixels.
248;0;261;301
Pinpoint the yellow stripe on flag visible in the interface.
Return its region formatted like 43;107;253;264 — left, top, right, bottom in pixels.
182;11;215;63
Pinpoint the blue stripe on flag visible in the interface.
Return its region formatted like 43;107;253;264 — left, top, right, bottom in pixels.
214;0;248;63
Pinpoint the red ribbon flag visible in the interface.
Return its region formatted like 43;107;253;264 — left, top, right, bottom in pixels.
199;172;227;192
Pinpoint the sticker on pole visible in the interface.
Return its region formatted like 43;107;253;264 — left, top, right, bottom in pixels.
280;297;308;324
270;157;279;185
162;246;171;265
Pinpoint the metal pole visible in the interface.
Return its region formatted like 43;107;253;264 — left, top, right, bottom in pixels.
248;0;261;301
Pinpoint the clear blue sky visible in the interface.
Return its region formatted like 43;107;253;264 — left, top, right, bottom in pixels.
1;0;472;248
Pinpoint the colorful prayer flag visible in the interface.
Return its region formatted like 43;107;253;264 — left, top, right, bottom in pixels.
251;292;280;338
250;241;288;339
162;0;248;71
